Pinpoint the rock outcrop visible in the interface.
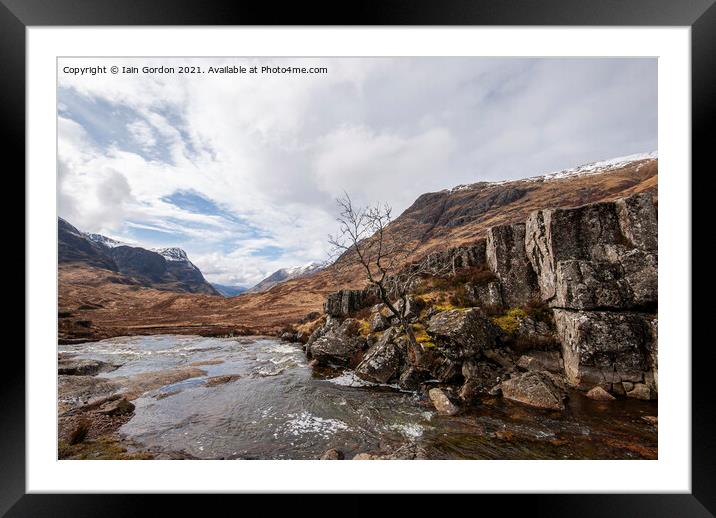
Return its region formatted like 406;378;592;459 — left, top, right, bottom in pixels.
311;192;658;406
426;308;498;360
324;289;371;317
554;309;656;396
355;329;404;384
486;223;539;306
308;318;367;366
525;192;657;310
428;388;460;415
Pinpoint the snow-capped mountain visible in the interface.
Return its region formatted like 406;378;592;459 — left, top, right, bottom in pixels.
59;218;219;296
247;262;324;293
85;233;130;248
154;247;190;262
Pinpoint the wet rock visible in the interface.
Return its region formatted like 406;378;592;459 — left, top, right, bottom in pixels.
554;309;655;390
205;374;241;387
516;351;563;373
58;375;122;412
96;397;134;416
428;387;460;415
58;358;119;376
586;386;615;401
458;360;504;402
321;448;345;460
642;415;658;426
355;328;403;384
309;318;367;367
486;222;539;306
427;308;498;360
398;366;427;390
280;332;296;341
501;371;566;410
626;383;652;400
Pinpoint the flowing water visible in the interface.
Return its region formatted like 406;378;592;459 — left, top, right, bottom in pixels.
59;334;657;460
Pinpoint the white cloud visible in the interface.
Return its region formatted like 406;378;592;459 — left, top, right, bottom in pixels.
126;120;157;149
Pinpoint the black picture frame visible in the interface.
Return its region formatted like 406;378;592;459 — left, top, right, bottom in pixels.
5;0;712;515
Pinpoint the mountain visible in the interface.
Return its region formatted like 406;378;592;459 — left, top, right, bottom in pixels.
58;218;219;296
247;262;324;293
58;152;658;341
212;284;248;297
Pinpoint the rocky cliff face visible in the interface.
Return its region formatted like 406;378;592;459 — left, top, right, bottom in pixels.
301;192;658;409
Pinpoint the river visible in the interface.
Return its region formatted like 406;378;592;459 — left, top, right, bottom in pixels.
58;334;657;460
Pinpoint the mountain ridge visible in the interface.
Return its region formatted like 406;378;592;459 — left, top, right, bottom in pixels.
58;218;219;296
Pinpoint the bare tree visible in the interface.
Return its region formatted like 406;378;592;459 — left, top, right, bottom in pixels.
328;193;455;364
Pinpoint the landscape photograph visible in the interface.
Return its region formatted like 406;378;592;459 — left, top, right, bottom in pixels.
57;57;658;460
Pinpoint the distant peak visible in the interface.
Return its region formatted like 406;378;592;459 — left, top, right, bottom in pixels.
153;247;190;262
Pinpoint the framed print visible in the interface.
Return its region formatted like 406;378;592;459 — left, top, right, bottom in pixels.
5;0;713;514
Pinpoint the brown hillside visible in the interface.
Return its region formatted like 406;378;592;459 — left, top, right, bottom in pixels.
58;158;657;341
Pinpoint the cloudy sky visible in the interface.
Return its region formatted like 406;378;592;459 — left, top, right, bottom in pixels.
57;57;657;287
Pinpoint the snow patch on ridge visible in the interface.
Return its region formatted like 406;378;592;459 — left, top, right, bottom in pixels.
85;233;132;248
445;151;658;193
154;247;190;262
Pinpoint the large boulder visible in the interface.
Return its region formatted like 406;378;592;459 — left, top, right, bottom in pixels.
428;388;460;415
501;371;566;410
553;309;656;395
305;316;340;349
355;328;404;384
308;319;367;367
464;280;504;308
525;193;657;310
486;223;539;306
427;308;498;360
